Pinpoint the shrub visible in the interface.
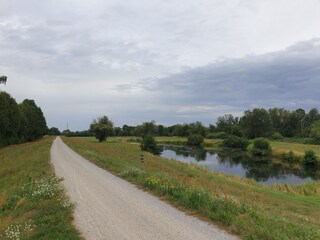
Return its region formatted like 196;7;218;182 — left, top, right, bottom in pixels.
222;136;249;150
249;138;272;156
207;132;229;139
140;135;162;155
270;132;283;140
303;150;317;165
187;134;204;147
283;151;295;162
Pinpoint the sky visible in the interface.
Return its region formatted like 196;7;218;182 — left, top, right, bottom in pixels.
0;0;320;131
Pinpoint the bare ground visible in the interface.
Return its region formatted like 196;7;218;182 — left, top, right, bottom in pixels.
51;137;238;240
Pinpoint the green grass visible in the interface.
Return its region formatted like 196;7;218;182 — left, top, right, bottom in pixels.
0;137;81;240
271;141;320;159
62;136;320;240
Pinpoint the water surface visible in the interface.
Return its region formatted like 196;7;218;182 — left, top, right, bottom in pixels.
161;146;320;185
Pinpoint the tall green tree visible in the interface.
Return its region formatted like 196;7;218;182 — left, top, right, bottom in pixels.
268;108;291;136
0;92;22;146
19;99;47;141
240;108;273;138
90;116;114;142
134;121;158;137
187;121;207;137
309;120;320;138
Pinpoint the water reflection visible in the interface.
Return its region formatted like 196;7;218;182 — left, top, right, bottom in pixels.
160;146;320;185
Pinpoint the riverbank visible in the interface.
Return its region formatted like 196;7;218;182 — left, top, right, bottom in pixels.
62;136;320;240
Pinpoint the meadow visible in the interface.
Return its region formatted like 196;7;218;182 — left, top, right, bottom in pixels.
0;136;81;240
63;136;320;240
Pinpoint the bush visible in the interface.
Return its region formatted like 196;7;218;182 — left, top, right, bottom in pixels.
222;136;249;150
249;138;272;156
206;132;229;139
140;135;162;155
187;134;204;147
270;132;283;140
303;150;317;165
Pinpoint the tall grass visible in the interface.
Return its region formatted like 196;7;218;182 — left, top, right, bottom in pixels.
0;137;81;240
63;136;320;240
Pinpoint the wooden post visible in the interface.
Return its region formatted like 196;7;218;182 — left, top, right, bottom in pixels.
140;154;144;163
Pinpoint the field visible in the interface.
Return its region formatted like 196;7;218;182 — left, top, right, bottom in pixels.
63;136;320;240
271;141;320;159
0;137;81;239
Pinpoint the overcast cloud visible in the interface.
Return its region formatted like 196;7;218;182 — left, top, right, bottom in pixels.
1;0;320;130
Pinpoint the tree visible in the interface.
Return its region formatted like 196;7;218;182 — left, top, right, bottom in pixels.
0;92;22;146
216;114;239;134
309;120;320;138
140;134;162;155
134;121;157;137
90;116;114;142
19;99;47;141
0;75;7;85
187;134;204;147
187;121;207;137
240;108;273;138
295;108;306;136
172;124;184;136
48;127;61;136
268;108;291;136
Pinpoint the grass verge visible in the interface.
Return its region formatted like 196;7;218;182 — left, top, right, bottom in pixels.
63;136;320;240
0;136;81;240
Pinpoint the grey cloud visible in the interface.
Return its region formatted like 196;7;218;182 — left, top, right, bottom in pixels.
146;38;320;113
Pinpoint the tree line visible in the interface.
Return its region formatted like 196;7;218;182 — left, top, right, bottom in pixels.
0;91;47;147
85;107;320;140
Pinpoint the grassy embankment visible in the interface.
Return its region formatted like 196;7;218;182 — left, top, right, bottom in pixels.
0;136;81;240
63;136;320;240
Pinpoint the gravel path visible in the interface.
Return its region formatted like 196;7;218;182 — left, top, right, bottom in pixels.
51;137;238;240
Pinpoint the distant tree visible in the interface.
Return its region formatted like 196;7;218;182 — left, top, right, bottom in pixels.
216;114;239;134
61;129;71;136
295;108;306;136
240;108;273;138
122;124;136;136
309;120;320;138
172;124;184;136
90;116;114;142
268;108;291;136
208;124;216;133
134;121;157;137
48;127;61;136
187;121;207;137
157;124;164;136
187;134;204;147
114;127;122;136
140;134;162;155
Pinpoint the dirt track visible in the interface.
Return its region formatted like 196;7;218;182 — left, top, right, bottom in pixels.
51;137;238;240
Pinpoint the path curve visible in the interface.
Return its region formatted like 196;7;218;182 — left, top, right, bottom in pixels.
51;137;238;240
